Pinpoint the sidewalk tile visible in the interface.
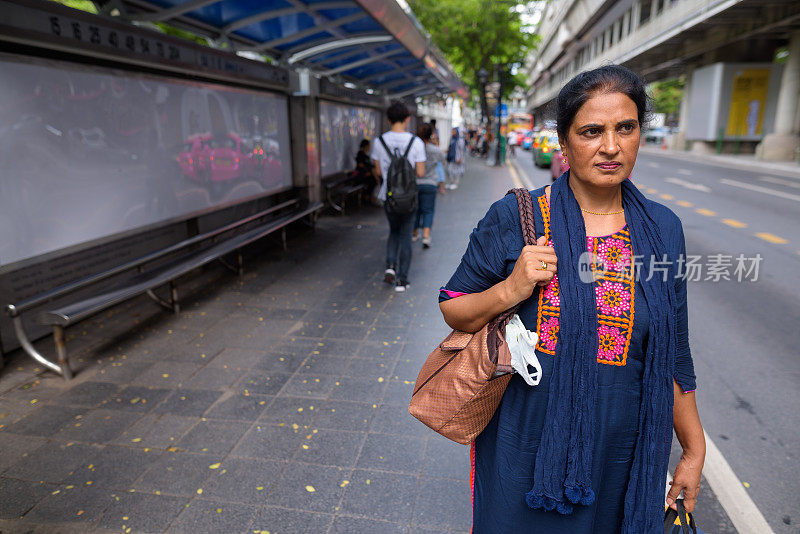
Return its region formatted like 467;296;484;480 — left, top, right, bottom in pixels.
249;506;333;534
206;347;269;369
3;405;85;437
310;339;361;358
182;364;246;390
97;491;187;533
198;458;283;504
342;358;393;380
131;362;203;388
22;485;113;524
251;351;308;373
338;468;417;523
0;478;54;519
331;516;409;533
153;389;222;417
111;413;196;449
0;433;48;474
167;499;258;534
4;442;97;483
298;355;350;375
293;429;365;467
134;451;218;496
356;341;404;360
257;396;318;426
412;477;472;531
98;385;172;413
370;404;429;437
281;373;338;399
204;391;270;421
423;436;471;481
329;376;386;402
356;433;425;474
63;445;157;489
175;419;251;455
93;361;155;383
264;462;347;513
53;382;122;407
54;409;141;443
382;379;415;406
236;369;293;396
312;401;376;431
231;423;304;461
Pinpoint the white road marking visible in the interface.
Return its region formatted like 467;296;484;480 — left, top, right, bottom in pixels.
677;168;693;176
665;177;712;192
702;430;775;534
760;176;800;190
720;178;800;203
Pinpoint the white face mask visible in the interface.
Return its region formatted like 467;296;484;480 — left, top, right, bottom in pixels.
505;314;543;386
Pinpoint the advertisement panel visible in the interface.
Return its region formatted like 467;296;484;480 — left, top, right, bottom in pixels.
318;100;381;178
725;68;770;137
0;52;293;268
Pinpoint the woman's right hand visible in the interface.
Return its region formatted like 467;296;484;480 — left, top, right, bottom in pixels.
502;236;558;304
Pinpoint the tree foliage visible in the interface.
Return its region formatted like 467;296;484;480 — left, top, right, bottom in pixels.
407;0;538;100
649;77;685;122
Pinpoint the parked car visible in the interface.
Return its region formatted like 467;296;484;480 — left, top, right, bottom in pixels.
551;147;569;181
644;127;670;145
533;131;559;168
521;130;535;150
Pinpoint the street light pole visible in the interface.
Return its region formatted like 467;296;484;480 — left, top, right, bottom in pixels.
495;66;504;166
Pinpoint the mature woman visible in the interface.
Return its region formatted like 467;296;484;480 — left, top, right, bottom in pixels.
438;65;705;533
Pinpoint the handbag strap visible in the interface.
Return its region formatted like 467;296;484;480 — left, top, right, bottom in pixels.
507;188;536;247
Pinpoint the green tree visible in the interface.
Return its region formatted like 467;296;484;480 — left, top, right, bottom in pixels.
407;0;538;109
649;77;685;124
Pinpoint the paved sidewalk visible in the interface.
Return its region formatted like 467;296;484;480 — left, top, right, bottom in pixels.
0;161;513;533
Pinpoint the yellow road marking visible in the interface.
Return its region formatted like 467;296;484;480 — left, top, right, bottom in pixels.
722;219;747;228
659;193;674;200
507;161;524;189
755;232;788;244
696;208;717;216
676;200;693;207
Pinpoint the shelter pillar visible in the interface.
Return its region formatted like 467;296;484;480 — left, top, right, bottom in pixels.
289;70;321;204
759;31;800;161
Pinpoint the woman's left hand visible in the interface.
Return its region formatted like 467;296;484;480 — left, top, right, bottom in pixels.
667;451;704;512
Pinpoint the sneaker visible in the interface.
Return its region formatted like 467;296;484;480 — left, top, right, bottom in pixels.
394;280;410;292
422;237;431;249
412;233;420;242
383;268;396;284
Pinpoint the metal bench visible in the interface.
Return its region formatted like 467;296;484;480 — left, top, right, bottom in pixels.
4;199;322;380
324;172;368;215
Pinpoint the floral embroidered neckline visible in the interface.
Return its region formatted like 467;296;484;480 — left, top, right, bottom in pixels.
534;194;636;366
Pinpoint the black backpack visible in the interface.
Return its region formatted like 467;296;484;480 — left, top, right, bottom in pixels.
379;135;418;214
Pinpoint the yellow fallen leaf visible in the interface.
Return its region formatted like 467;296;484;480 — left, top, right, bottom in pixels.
162;374;169;378
743;482;750;488
131;438;142;443
256;486;264;491
197;488;203;494
377;377;384;383
305;485;316;493
340;480;350;488
123;516;129;520
217;508;222;513
77;510;84;516
209;463;221;469
366;479;371;485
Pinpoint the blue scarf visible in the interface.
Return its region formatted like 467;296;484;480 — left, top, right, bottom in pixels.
525;172;676;532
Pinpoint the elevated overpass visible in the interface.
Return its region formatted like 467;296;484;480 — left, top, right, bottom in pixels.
526;0;800;160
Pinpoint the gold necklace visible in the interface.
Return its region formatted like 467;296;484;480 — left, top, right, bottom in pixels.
580;207;625;216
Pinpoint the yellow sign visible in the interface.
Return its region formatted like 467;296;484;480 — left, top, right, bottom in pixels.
726;69;770;137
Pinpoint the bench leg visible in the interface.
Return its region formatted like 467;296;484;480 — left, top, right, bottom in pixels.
170;281;180;314
237;250;244;277
52;325;73;381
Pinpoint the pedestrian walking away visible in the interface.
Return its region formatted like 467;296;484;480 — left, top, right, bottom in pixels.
446;126;466;189
438;65;705;533
370;100;426;292
413;122;447;249
508;129;518;158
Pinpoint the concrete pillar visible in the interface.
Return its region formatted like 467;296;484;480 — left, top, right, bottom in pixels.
759;31;800;161
673;67;694;150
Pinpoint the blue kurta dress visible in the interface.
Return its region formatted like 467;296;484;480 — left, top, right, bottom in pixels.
440;187;696;533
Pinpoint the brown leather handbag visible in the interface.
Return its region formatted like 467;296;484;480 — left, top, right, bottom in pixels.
408;188;537;445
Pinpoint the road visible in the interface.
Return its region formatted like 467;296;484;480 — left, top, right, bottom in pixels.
509;147;800;534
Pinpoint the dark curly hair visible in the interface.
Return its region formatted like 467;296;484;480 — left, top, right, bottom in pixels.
386;100;410;125
556;64;651;141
